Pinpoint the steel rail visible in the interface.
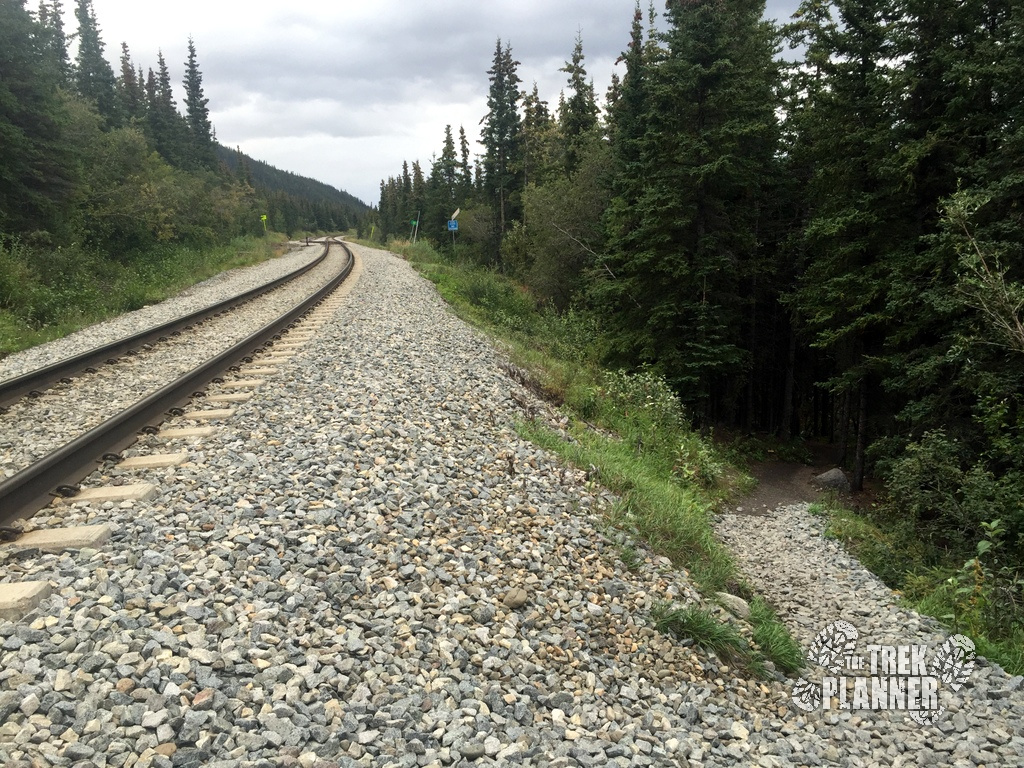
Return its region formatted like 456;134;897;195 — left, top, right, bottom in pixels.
0;240;354;528
0;241;331;410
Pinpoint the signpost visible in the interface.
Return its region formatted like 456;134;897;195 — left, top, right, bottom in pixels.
410;210;421;243
260;214;267;234
449;208;460;247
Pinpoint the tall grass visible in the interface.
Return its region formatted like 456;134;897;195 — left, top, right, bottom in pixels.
0;234;286;357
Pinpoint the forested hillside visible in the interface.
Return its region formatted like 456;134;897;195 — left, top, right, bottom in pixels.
375;0;1024;595
216;145;368;235
0;0;367;352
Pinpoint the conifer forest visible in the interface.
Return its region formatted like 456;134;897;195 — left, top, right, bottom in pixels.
0;0;365;275
375;0;1024;575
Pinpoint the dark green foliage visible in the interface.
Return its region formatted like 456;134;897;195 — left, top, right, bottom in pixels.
36;0;70;85
520;84;559;188
146;51;190;167
481;40;523;247
183;37;216;169
0;0;76;233
72;0;118;125
597;0;781;419
505;132;611;309
116;43;146;123
559;33;598;175
424;126;459;240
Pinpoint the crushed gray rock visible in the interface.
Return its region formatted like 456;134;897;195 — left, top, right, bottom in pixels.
1;244;1021;767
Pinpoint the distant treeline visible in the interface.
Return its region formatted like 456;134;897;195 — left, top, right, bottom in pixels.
0;0;367;253
374;1;1024;559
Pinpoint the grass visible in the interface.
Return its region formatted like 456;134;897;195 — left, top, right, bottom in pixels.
653;604;759;673
380;237;804;679
0;233;290;358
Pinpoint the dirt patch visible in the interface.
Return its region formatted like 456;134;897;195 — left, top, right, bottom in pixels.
727;461;822;514
724;441;845;515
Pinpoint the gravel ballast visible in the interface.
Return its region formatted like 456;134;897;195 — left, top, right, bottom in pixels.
0;244;345;479
1;244;1022;767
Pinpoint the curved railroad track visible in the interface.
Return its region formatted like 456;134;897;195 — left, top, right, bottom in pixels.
0;242;332;411
0;238;355;528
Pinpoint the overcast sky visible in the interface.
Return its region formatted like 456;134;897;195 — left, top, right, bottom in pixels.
66;1;802;206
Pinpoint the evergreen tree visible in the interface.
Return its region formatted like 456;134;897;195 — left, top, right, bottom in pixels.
521;83;559;189
425;126;459;239
72;0;118;125
183;37;215;169
559;32;598;175
604;3;651;261
147;51;189;167
481;39;523;250
457;125;473;199
37;0;69;85
116;43;145;122
596;0;781;418
411;160;426;234
0;0;75;233
786;0;908;487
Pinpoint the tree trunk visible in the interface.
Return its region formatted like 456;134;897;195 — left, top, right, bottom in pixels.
837;388;851;466
852;381;867;492
780;327;797;439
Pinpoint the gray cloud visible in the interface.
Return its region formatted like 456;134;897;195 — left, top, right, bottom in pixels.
75;0;802;205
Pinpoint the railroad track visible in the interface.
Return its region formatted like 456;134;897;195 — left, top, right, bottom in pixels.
0;241;331;410
0;238;355;530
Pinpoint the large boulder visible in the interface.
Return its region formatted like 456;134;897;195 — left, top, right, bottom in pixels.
813;468;851;493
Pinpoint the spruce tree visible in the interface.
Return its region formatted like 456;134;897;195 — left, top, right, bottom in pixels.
597;0;780;418
786;0;908;486
481;39;523;248
559;33;598;175
147;50;189;167
183;37;215;169
425;126;459;239
457;125;473;199
116;43;145;122
37;0;70;85
0;0;75;233
72;0;118;125
521;83;558;189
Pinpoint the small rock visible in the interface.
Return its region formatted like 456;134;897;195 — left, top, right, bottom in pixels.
461;743;486;760
503;588;529;609
716;593;750;619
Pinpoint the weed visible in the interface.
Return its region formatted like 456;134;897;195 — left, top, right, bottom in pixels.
652;604;762;674
749;597;805;674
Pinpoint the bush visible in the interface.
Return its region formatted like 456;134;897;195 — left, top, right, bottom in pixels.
881;429;1024;557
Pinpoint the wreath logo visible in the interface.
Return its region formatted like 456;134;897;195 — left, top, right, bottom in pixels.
791;621;976;725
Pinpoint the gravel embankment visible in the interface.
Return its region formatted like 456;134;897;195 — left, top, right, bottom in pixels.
715;505;1024;766
0;244;343;479
1;244;1022;767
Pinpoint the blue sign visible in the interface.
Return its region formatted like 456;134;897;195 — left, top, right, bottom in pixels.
448;220;459;231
